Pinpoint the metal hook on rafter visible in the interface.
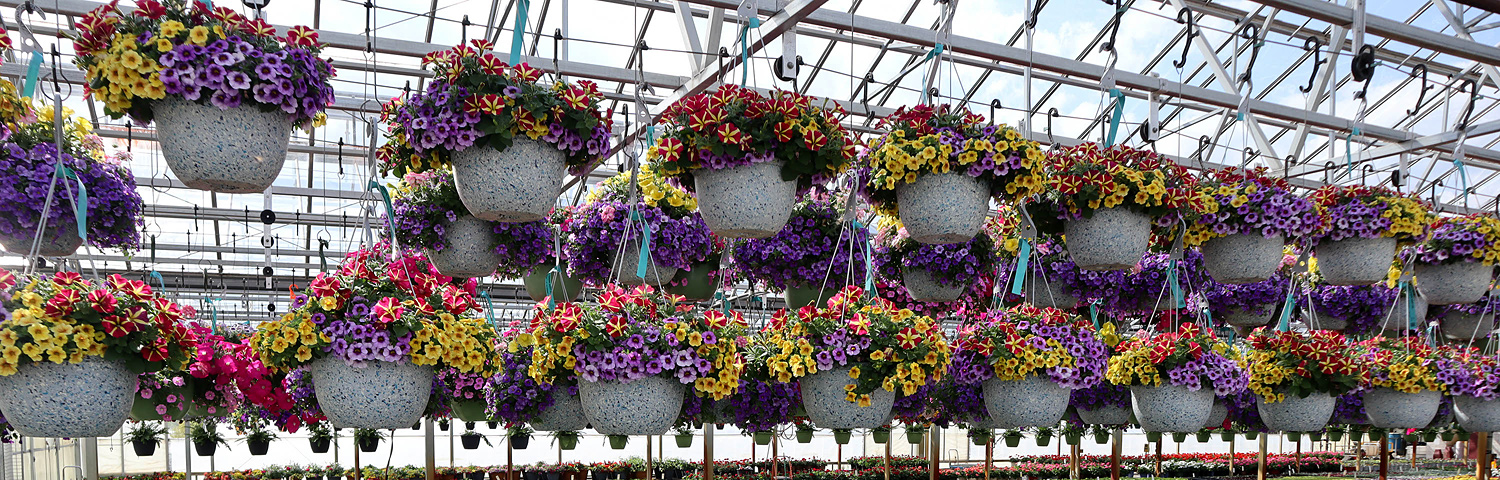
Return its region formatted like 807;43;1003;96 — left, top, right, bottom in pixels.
1099;0;1124;55
1172;7;1196;69
1458;78;1479;131
1299;36;1324;94
1237;22;1262;88
1408;64;1432;116
989;100;1001;126
1046;108;1059;149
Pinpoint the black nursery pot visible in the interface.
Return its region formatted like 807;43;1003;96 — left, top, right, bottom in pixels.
511;435;531;449
358;437;380;452
310;438;331;453
131;439;157;457
248;439;270;456
461;434;482;450
465;473;485;480
192;440;216;456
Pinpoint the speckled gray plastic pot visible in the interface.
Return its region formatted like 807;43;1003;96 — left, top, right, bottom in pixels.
1315;236;1397;286
800;366;895;430
1440;310;1494;341
694;160;796;239
1302;307;1349;331
424;215;502;278
895;172;991;245
1204;400;1229;428
613;239;679;286
1077;404;1133;426
451;138;565;223
1064;208;1152;271
982;375;1072;429
1381;293;1428;334
1257;392;1335;432
1363;387;1443;429
1130;384;1215;432
0;226;82;257
579;376;685;435
1454;395;1500;432
530;391;588;431
0;356;135;438
1025;271;1078;309
1201;233;1285;284
310;357;434;429
152;98;294;193
1222;307;1276;328
1416;261;1495;306
901;266;965;303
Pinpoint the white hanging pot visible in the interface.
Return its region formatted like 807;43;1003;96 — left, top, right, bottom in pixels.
693;160;796;239
424;215;502;278
612;239;679;286
1454;395;1500;432
0;356;136;437
1129;384;1215;432
1363;387;1442;429
1257;392;1336;432
1221;307;1276;328
1201;233;1285;284
981;375;1072;429
579;376;685;435
531;389;588;431
310;357;434;429
1381;294;1428;334
894;172;991;245
1440;310;1494;341
1076;404;1132;426
799;365;896;430
901;266;965;303
450;138;566;223
1314;236;1397;286
1416;261;1495;306
152;98;294;193
0;226;82;257
1025;271;1078;309
1064;208;1152;271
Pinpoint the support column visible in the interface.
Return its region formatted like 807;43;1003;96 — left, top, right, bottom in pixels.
1478;432;1490;480
1378;436;1388;480
704;427;714;480
424;419;435;480
81;438;97;480
1257;435;1268;480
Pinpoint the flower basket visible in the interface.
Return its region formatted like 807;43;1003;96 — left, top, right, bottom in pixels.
1440;309;1494;341
1455;396;1500;432
564;171;712;287
510;434;530;449
871;428;890;444
1409;214;1500;305
451;399;489;423
906;429;925;444
154;99;297;193
1110;325;1246;432
1003;432;1022;447
1309;185;1428;286
524;265;584;303
608;435;629;449
982;375;1072;429
1364;388;1442;429
1038;145;1193;271
1220;431;1235;442
666;262;719;302
131;439;157;457
1318;237;1399;286
1443;430;1457;441
247;438;270;456
357;436;380;452
1245;330;1358;432
1145;431;1161;443
0;226;83;258
1244;431;1259;440
579;377;685;436
1424;431;1438;442
1200;233;1287;285
1096;430;1113;444
674;433;693;448
451;139;567;223
530;393;588;432
800;366;896;430
796;427;814;443
1257;393;1336;433
690;160;798;239
1186;169;1316;284
1066;432;1083;445
460;434;482;450
1195;431;1211;443
783;285;837;309
958;306;1103;429
833;429;852;444
901;266;965;303
1130;385;1215;433
1170;432;1187;443
1064;208;1151;271
753;431;773;445
310;358;434;429
895;172;992;245
1288;431;1303;443
1035;433;1051;446
193;439;217;456
422;215;502;278
309;437;331;453
1328;431;1344;442
973;430;993;446
1416;261;1494;306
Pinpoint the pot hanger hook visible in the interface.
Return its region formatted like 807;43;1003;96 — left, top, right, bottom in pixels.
1408;64;1432;116
1299;36;1324;94
1172;7;1196;69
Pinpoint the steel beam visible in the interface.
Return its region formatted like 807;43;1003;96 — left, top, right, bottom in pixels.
1247;0;1500;66
1166;0;1280;165
672;0;709;71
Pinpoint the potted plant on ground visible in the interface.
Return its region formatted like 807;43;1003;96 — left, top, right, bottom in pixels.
1184;167;1318;284
861;104;1045;244
71;0;335;193
650;86;856;238
189;421;227;456
1105;323;1249;432
390;168;554;278
126;422;167;457
327;464;346;480
308;421;334;453
735;191;869;308
562;169;714;286
952;305;1107;428
0;104;144;257
460;429;488;450
1245;329;1363;432
381;40;610;221
250;247;500;429
872;215;998;303
354;428;383;452
1308;185;1430;286
527;285;744;435
760;286;951;430
1357;336;1445;429
0;270;195;437
1034;144;1194;270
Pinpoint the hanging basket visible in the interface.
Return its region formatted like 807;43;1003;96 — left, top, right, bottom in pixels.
310;437;331;453
0;226;82;257
460;434;482;450
613;240;679;286
1003;433;1022;448
424;215;502;278
796;427;814;443
784;284;838;309
579;376;685;435
753;430;774;445
247;438;270;456
1195;431;1212;443
1381;294;1428;334
871;428;890;444
531;390;589;431
0;356;135;437
131;439;157;457
451;399;489;422
833;429;852;445
193;440;218;456
1063;208;1152;271
1025;271;1078;309
451;138;566;223
799;366;895;430
667;262;718;302
1222;307;1276;329
693;160;796;239
1204;401;1228;429
1076;404;1132;426
1314;236;1397;286
130;385;192;422
1415;261;1494;306
894;172;991;245
901;266;965;303
674;433;693;448
152;98;295;193
1201;233;1285;284
309;357;434;429
1363;388;1443;429
981;375;1072;429
523;265;585;303
1440;310;1494;341
1303;306;1349;331
1257;392;1335;432
1454;395;1500;432
1129;384;1215;432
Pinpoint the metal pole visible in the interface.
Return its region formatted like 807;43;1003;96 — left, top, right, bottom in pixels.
184;434;192;480
770;435;778;480
1229;435;1235;475
883;438;890;480
81;438;97;480
506;438;514;480
646;435;653;480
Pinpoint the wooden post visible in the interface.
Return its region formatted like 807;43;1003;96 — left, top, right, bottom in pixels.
1070;443;1080;480
1256;434;1268;480
1295;435;1301;473
929;425;940;480
1478;432;1491;480
771;434;778;480
354;440;361;480
647;435;653;480
425;419;436;480
883;438;891;480
1229;435;1235;475
983;436;992;480
1378;435;1389;480
1154;439;1162;477
507;437;514;480
1109;429;1121;480
705;426;715;480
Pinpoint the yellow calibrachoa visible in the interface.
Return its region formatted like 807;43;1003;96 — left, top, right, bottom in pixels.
1359;336;1445;394
760;286;951;406
587;166;698;211
1243;330;1362;403
1410;213;1500;266
1309;185;1432;244
0;270;196;375
863;104;1046;216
